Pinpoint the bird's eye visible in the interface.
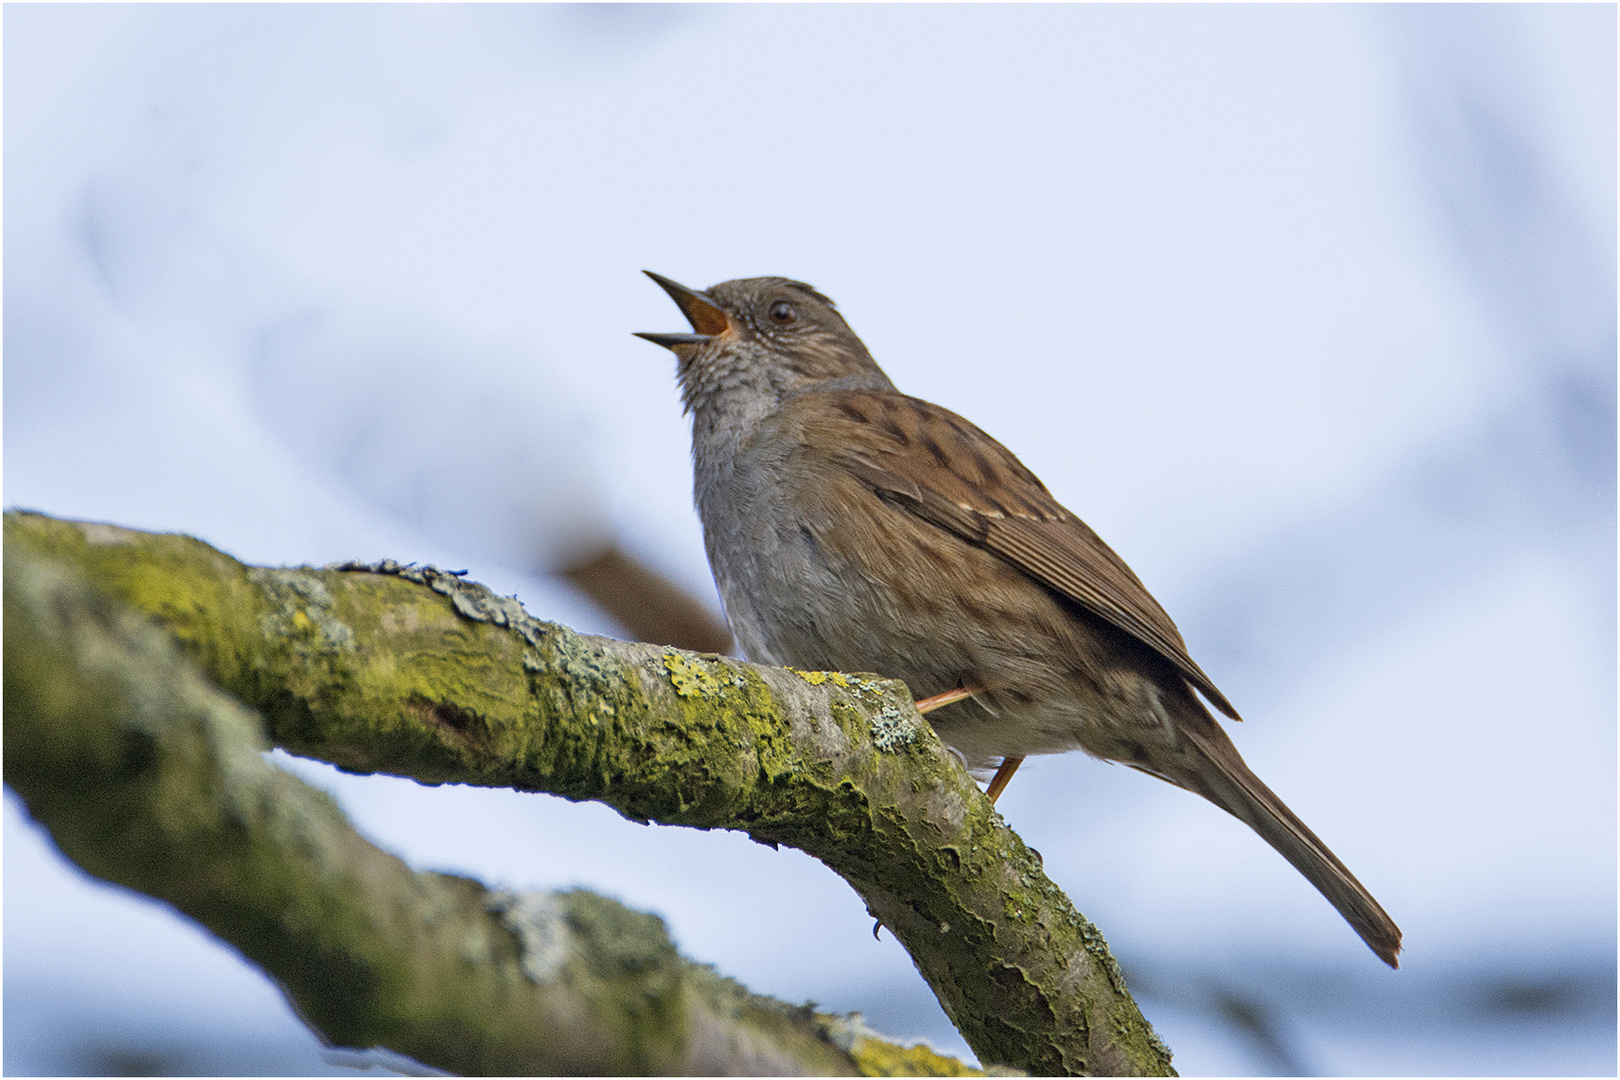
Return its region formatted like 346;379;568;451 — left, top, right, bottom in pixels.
768;300;797;325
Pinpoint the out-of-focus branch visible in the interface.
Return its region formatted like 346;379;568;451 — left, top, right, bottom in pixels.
559;543;735;655
3;510;1174;1077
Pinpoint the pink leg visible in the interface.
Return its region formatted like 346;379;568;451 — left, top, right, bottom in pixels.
984;756;1025;804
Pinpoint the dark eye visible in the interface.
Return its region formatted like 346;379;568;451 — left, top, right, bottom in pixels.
768;300;797;325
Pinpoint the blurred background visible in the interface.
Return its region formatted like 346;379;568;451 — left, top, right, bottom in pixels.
5;5;1614;1075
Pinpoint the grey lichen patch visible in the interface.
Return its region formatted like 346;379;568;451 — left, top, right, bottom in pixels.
869;702;920;752
77;521;138;546
1144;1026;1173;1067
249;568;355;655
486;889;569;984
544;626;604;677
1072;914;1127;994
789;668;928;756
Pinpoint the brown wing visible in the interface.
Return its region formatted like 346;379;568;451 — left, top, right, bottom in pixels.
799;389;1240;720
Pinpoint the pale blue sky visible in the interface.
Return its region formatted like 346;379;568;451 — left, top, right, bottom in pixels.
6;5;1614;1074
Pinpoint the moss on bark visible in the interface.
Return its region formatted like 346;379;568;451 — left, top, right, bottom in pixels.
5;510;1174;1076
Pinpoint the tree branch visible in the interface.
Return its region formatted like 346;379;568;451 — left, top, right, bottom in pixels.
4;510;1174;1077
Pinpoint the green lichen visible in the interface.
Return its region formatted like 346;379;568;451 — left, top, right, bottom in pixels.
329;558;560;651
829;700;863;730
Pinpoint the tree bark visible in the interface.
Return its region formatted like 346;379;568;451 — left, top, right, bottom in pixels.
4;510;1175;1077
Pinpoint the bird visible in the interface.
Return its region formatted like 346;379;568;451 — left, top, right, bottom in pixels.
636;271;1402;968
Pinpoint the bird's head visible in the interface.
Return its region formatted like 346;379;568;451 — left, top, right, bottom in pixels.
636;272;893;413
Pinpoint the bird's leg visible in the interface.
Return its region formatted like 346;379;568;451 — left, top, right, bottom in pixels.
914;684;979;714
984;756;1024;804
912;684;1021;801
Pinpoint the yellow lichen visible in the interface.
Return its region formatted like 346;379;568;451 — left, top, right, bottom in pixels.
663;652;724;698
850;1036;986;1077
792;668;856;689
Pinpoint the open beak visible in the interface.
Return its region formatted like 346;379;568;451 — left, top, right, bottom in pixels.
635;271;731;352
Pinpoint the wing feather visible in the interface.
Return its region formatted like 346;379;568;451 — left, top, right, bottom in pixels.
803;389;1240;720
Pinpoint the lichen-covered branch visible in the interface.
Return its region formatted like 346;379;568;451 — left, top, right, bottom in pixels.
3;533;983;1077
4;510;1175;1077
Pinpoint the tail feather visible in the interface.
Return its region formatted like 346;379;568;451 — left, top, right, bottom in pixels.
1173;714;1403;968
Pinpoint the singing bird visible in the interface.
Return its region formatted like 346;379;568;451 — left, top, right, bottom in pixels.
637;272;1401;968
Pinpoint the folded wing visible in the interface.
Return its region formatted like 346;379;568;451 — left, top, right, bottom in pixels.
800;389;1240;720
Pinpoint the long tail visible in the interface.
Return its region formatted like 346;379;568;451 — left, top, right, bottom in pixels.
1169;709;1403;968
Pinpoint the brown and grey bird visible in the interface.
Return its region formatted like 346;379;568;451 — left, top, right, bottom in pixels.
636;271;1402;968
